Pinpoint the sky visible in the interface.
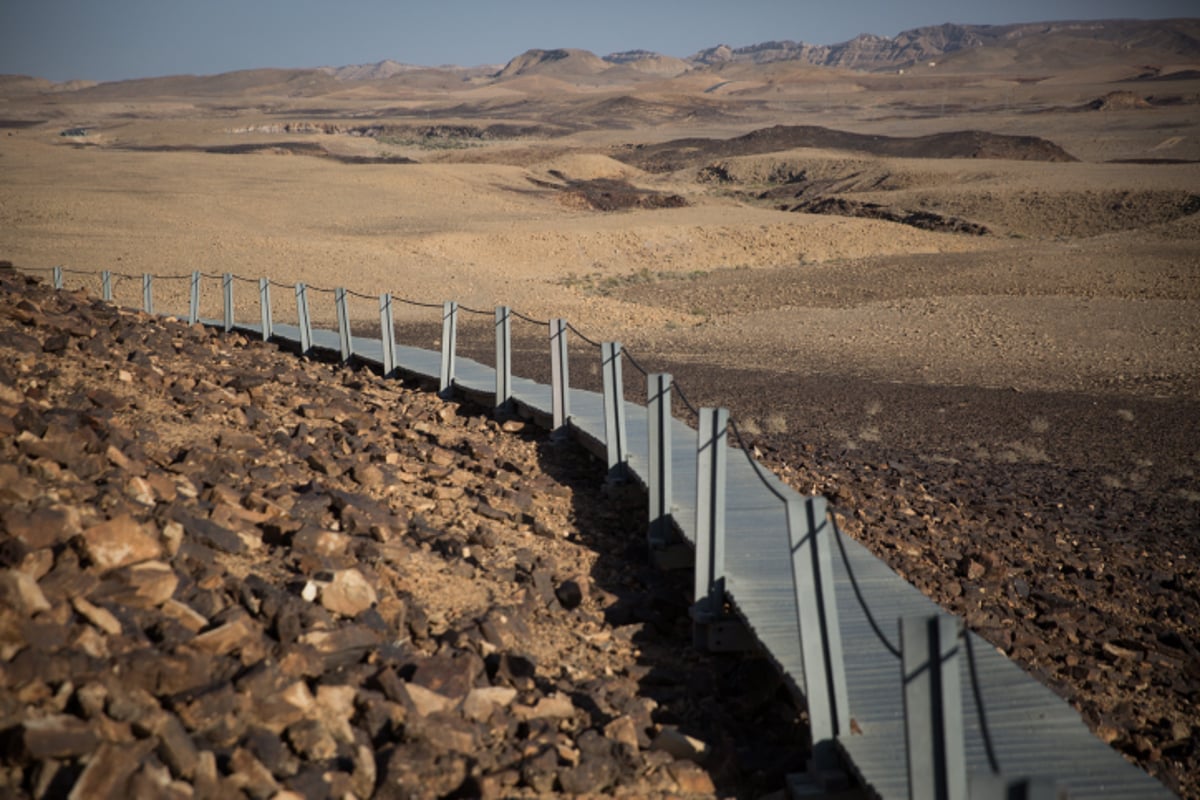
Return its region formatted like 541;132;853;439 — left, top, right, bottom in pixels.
0;0;1195;83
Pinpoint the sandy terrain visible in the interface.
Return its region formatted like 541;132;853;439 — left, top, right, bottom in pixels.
1;25;1199;795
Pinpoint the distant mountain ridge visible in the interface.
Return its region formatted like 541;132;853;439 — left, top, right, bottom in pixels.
4;17;1197;91
479;18;1199;82
686;19;1200;70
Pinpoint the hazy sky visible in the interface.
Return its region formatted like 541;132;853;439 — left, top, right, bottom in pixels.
0;0;1194;83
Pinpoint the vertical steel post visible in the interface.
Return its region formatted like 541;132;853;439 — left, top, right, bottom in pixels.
53;266;63;290
439;300;458;397
647;373;674;548
788;496;850;771
902;615;967;800
188;271;200;325
142;274;154;315
379;293;396;377
601;342;629;479
259;278;272;341
495;306;512;412
222;272;233;332
693;407;729;636
335;287;352;361
549;318;570;433
102;271;112;302
295;283;312;355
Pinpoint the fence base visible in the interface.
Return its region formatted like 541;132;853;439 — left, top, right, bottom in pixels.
651;542;693;571
693;617;756;652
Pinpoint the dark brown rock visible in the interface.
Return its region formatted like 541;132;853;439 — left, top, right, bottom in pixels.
67;739;156;799
555;579;584;610
7;714;99;760
3;504;84;550
147;712;200;780
298;624;382;669
285;719;338;761
410;651;485;701
381;741;469;799
170;511;245;556
520;746;559;793
92;560;179;609
77;515;162;571
228;746;281;798
558;730;620;794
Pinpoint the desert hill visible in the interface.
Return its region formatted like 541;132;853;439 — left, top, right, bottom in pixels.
54;68;344;101
493;49;612;80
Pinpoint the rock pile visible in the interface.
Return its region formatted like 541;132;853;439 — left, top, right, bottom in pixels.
0;268;807;798
751;431;1199;798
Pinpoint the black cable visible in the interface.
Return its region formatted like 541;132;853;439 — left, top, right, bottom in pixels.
622;347;649;377
673;380;700;418
512;309;550;326
346;289;377;300
829;511;903;660
963;629;1001;774
200;271;223;280
61;267;94;276
457;304;492;316
394;296;444;310
727;418;790;504
565;321;602;349
269;278;294;289
230;274;259;284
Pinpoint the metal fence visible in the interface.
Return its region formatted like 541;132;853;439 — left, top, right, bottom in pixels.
21;264;1172;800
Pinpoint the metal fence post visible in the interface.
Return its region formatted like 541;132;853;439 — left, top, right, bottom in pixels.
53;266;63;290
335;287;353;361
788;496;850;772
259;278;272;341
902;615;967;800
189;271;200;325
295;282;312;355
222;272;233;331
550;318;570;433
693;407;729;638
143;274;154;315
439;300;458;397
601;342;629;480
379;293;396;377
647;373;673;548
495;306;512;412
101;271;112;302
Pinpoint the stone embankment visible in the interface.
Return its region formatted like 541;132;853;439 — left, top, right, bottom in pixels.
0;268;806;798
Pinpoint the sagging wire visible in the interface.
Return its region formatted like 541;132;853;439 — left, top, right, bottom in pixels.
829;509;903;660
727;417;790;505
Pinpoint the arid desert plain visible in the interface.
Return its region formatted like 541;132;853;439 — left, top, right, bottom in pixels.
2;18;1199;797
